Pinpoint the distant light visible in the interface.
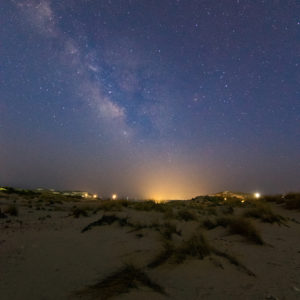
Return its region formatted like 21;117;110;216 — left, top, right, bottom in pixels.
224;197;227;201
241;199;245;203
254;192;261;199
83;192;88;198
93;194;98;199
112;194;117;200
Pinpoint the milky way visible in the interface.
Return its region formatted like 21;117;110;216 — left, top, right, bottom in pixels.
1;1;299;199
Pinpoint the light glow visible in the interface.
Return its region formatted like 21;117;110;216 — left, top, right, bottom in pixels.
112;194;117;200
254;192;261;199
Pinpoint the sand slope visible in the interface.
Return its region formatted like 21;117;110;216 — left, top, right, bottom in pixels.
1;196;300;299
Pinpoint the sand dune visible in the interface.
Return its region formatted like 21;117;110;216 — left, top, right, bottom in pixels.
1;191;300;299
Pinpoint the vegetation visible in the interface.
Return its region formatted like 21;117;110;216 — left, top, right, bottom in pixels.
228;217;264;245
264;193;300;210
81;215;129;232
176;209;197;221
72;207;89;218
174;233;211;263
284;193;300;210
211;248;255;277
244;203;285;224
148;241;175;268
75;264;165;299
161;222;181;240
148;233;211;268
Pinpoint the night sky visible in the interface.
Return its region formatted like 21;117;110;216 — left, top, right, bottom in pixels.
1;0;299;199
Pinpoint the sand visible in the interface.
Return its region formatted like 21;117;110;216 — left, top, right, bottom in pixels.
0;194;300;300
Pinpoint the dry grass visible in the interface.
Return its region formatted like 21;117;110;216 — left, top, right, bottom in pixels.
148;233;211;268
244;203;285;224
211;248;255;277
228;217;264;245
264;193;300;210
202;216;264;245
161;222;181;240
72;207;89;218
174;233;211;263
75;264;165;299
148;241;175;268
284;193;300;210
81;215;129;233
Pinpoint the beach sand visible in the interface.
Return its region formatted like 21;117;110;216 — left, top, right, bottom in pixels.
0;193;300;299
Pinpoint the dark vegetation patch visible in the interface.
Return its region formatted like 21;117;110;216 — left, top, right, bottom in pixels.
228;217;264;245
148;233;255;276
148;241;175;268
72;207;89;218
148;233;210;267
211;248;255;277
176;209;198;221
161;222;181;240
264;193;300;210
202;216;264;245
0;187;40;198
244;203;285;225
75;264;166;299
82;215;130;232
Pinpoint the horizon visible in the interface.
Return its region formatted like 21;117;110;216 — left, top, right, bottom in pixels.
1;1;299;198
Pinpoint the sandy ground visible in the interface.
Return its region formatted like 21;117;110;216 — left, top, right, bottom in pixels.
0;195;300;300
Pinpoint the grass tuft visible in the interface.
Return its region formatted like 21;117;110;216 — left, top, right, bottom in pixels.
228;217;264;245
161;222;181;240
212;248;255;277
148;233;210;268
82;215;129;232
72;207;89;218
75;264;165;299
244;203;285;224
174;233;211;263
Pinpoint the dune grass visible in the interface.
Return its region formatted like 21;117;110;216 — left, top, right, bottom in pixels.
148;241;175;268
244;203;285;224
284;193;300;210
202;216;264;245
72;207;89;218
148;233;211;268
81;215;129;232
211;248;255;277
228;217;264;245
264;193;300;210
161;222;181;240
75;264;165;299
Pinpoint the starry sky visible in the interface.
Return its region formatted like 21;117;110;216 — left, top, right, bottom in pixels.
1;0;299;199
